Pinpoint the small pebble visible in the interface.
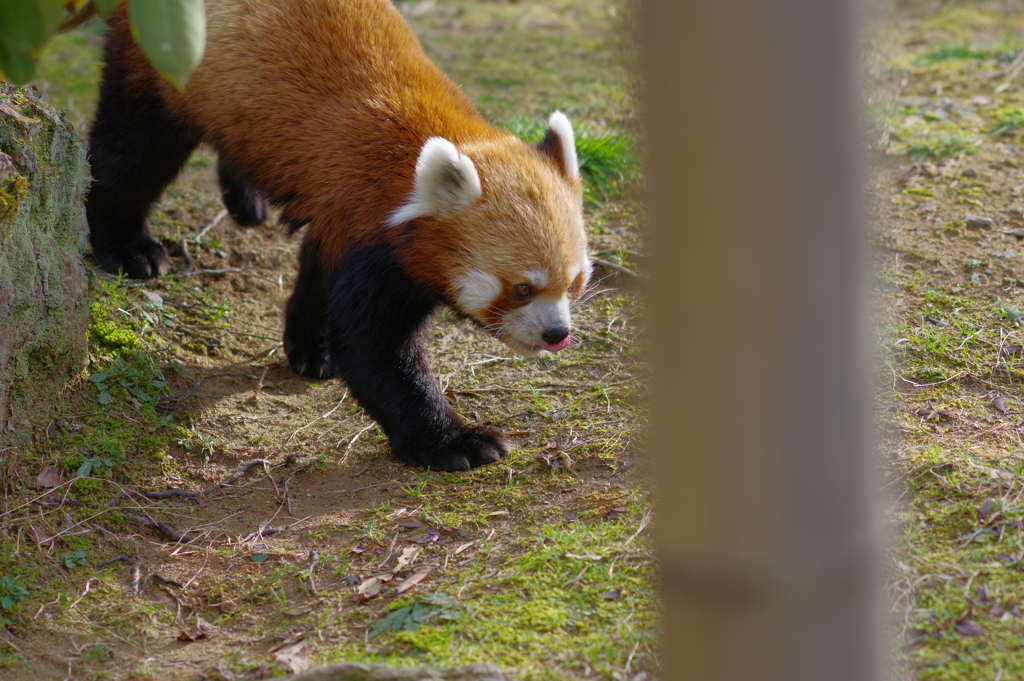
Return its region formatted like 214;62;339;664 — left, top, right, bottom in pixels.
963;168;978;177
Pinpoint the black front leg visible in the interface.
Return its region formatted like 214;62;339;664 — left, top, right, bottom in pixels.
319;243;509;471
87;26;202;278
284;236;332;379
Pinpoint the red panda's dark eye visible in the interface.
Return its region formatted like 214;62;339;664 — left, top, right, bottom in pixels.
513;283;533;300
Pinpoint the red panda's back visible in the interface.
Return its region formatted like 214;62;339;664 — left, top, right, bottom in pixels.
142;0;498;255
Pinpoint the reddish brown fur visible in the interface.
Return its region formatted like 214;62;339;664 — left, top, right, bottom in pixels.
107;0;582;297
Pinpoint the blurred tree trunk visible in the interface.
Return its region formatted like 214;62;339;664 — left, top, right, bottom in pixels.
643;2;880;679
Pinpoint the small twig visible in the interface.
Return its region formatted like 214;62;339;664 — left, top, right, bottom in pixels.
898;370;969;388
997;49;1024;93
202;458;270;494
106;488;198;506
0;633;26;656
150;573;185;588
67;579;96;610
156;372;256;413
305;551;320;594
129;560;142;595
179;209;228;276
123;511;191;543
173;265;254;279
286;391;348;444
180;237;196;275
251;366;269;403
338;423;377;461
591;257;644;280
96;554;133;569
191;209;228;242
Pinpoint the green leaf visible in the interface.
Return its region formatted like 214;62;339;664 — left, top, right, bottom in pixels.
250;553;268;563
98;391;111;405
90;372;109;383
77;461;92;478
127;0;206;90
0;0;64;83
94;0;119;19
63;551;86;568
368;598;451;639
369;603;416;639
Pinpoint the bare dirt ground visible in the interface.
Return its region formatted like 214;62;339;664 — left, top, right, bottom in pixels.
870;1;1024;678
0;2;653;680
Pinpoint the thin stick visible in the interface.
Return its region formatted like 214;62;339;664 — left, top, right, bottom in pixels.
191;209;228;241
252;366;269;402
157;372;256;413
286;391;348;444
202;459;270;494
591;257;644;280
997;49;1024;93
173;265;254;278
123;511;191;543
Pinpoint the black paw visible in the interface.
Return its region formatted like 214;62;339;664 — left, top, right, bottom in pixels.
222;186;270;227
91;234;170;279
284;338;332;379
396;427;510;472
219;163;270;227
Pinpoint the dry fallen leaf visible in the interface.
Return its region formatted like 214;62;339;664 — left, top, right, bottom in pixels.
27;525;52;547
396;519;424;529
357;576;382;601
35;466;62;490
272;640;309;674
955;620;984;636
393;545;422;573
177;617;219;642
395;566;434;594
955;609;984;636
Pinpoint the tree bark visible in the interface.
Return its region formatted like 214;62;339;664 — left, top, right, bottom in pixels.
0;86;89;445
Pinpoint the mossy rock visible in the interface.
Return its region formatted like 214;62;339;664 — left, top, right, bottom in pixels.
0;84;89;445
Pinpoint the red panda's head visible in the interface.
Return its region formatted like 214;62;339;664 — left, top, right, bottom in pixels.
388;112;590;357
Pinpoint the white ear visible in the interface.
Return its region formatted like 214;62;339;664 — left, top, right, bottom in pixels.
386;137;482;226
547;111;579;180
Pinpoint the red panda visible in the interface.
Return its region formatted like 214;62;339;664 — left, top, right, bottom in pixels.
86;0;590;471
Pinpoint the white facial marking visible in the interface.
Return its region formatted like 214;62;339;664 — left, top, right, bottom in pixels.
454;269;501;316
499;294;572;357
523;269;550;288
548;111;579;180
578;247;592;285
386;137;482;227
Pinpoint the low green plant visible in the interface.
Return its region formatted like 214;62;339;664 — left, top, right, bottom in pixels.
917;43;990;64
502;118;638;202
62;551;87;569
0;574;29;611
89;355;169;409
76;440;126;478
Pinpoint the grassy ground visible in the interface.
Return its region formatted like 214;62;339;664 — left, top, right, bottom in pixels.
2;2;652;680
870;1;1024;679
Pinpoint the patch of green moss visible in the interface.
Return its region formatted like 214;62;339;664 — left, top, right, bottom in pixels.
88;302;141;349
0;171;27;219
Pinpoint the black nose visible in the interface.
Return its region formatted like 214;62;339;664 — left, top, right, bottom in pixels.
542;326;570;345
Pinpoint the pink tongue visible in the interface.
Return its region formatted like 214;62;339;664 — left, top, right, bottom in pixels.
541;336;572;353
